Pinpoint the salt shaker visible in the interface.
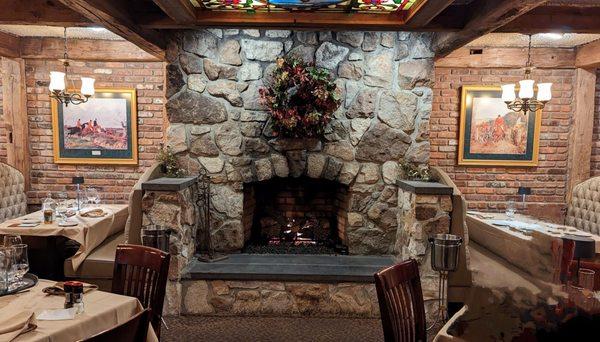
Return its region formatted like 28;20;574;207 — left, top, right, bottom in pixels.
71;281;85;314
63;282;74;309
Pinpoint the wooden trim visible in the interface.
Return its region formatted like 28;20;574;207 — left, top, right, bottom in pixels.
575;39;600;69
0;0;91;27
404;0;454;28
0;31;20;58
432;0;547;58
1;57;30;190
436;47;576;69
152;0;197;24
458;86;542;167
497;6;600;33
566;68;596;203
57;0;166;60
51;88;139;165
20;37;159;62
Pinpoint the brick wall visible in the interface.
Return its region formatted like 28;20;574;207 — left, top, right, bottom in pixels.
24;59;165;205
591;69;600;176
430;67;574;221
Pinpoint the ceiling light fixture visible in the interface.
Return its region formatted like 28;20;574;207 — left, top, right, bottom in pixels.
501;34;552;115
49;28;95;106
538;33;564;40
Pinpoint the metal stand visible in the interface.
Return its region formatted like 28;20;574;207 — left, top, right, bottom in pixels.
427;271;448;331
196;168;228;263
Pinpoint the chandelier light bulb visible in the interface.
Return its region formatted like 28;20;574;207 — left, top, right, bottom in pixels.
536;83;552;102
501;84;516;102
80;77;96;96
518;79;535;100
49;71;66;92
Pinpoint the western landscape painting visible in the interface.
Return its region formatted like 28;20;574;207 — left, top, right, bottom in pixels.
52;88;138;165
458;86;541;166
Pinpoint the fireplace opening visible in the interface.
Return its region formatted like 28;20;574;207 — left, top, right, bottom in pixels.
242;177;349;255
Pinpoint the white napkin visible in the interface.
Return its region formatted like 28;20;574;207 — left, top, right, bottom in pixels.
37;308;77;321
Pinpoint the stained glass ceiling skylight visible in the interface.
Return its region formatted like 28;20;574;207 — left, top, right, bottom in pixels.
193;0;420;14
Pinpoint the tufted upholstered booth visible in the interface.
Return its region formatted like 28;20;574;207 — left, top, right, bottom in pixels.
0;162;27;223
566;177;600;236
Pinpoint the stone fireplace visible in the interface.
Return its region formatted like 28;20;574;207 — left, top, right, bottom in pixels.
242;177;349;254
154;29;452;317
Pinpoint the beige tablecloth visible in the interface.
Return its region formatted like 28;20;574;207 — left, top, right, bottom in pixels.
0;205;128;271
0;279;157;342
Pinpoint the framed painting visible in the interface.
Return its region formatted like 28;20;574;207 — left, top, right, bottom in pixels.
51;88;138;165
458;86;541;166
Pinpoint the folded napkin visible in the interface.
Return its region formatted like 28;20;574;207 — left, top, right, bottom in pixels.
79;207;107;218
0;310;36;342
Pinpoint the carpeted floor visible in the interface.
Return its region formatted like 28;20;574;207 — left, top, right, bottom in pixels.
162;316;384;342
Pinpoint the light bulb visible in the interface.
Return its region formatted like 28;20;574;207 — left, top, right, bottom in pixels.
536;83;552;102
518;80;535;99
501;84;516;102
80;77;95;96
49;71;66;92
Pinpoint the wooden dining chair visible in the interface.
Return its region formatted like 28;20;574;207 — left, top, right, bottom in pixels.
81;308;151;342
374;259;427;342
111;244;170;338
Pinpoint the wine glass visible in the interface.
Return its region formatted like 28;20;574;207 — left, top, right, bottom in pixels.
10;244;28;289
505;200;516;220
56;192;69;224
3;235;22;247
86;187;100;207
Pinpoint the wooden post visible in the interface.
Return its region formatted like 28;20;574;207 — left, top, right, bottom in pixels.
1;57;29;190
566;68;597;203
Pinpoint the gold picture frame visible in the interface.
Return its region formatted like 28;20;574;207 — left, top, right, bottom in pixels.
458;85;542;167
51;88;138;165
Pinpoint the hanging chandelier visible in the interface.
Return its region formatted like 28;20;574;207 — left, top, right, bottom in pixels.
501;34;552;114
49;28;95;106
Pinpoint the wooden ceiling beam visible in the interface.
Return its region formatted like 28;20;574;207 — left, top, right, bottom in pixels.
0;31;20;58
432;0;547;58
497;6;600;33
152;0;197;24
0;0;91;27
56;0;166;60
404;0;455;28
575;39;600;68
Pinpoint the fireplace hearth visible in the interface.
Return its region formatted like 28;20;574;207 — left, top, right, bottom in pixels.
242;177;349;254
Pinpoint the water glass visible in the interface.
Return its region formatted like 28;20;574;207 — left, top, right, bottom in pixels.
85;187;101;207
579;268;595;290
10;244;29;288
505;200;516;220
0;247;13;293
56;192;69;223
3;235;22;247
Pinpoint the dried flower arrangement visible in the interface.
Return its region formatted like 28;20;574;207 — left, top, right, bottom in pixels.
157;143;185;178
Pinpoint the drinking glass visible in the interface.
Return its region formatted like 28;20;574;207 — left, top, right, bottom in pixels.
10;244;29;288
0;247;13;293
505;200;516;220
56;192;69;224
579;268;595;290
86;187;100;207
3;235;22;247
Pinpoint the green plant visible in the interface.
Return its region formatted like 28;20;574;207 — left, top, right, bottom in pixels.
259;57;341;138
400;161;432;182
157;143;185;178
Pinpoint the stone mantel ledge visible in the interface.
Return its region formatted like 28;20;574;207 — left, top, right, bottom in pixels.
142;176;198;191
397;179;453;196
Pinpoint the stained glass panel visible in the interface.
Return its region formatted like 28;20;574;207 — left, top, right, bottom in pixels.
197;0;419;14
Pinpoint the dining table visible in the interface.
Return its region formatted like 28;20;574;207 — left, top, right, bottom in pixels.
0;205;128;273
0;278;157;341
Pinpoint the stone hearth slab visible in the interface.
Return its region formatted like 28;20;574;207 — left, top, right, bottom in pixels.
184;254;395;283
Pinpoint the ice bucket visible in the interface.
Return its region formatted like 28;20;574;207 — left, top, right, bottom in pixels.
428;234;462;272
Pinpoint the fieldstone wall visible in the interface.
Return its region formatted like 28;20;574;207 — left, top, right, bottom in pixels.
180;280;379;318
164;29;434;256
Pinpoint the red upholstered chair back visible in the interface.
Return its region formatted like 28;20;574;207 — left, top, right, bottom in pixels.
374;259;427;342
111;244;170;338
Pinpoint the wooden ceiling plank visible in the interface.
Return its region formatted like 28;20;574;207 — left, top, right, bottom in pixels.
432;0;547;57
404;0;455;28
497;6;600;33
152;0;197;24
436;46;576;69
0;0;91;26
0;31;20;58
575;39;600;68
56;0;166;60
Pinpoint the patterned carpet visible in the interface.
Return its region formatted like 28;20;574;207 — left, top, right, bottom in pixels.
162;316;384;342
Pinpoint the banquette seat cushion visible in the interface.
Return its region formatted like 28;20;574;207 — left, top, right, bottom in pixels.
0;163;27;223
566;177;600;236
